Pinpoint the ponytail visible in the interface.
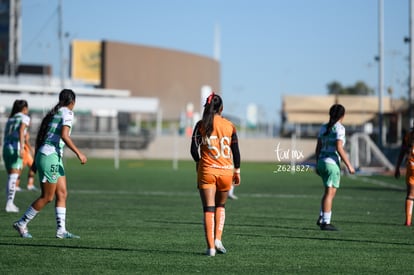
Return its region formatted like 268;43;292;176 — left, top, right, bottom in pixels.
201;93;223;137
35;104;60;151
35;89;76;151
9;99;28;118
323;104;345;136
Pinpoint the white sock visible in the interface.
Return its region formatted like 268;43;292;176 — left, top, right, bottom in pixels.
19;206;39;226
6;173;19;204
322;211;332;224
55;207;67;233
229;186;234;196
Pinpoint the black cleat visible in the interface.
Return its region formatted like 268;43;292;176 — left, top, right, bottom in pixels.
316;216;323;226
320;223;338;231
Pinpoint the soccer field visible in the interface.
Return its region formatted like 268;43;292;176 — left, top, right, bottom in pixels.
0;159;412;274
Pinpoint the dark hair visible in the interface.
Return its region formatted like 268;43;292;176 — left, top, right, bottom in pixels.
9;99;28;118
201;93;223;137
323;104;345;136
35;89;76;151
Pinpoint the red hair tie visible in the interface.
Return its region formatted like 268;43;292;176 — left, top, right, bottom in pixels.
207;92;215;104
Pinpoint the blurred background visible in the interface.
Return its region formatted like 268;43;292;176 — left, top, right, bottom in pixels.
0;0;411;172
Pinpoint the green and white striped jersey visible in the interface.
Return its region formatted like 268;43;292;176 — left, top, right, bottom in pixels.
3;112;30;151
38;107;74;157
317;122;346;165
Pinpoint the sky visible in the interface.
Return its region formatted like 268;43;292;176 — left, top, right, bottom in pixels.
20;0;410;124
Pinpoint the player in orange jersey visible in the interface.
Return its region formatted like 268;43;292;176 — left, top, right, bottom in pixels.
16;132;37;191
395;128;414;226
190;92;241;256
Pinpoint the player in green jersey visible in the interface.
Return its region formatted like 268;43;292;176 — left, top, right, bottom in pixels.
315;104;355;231
13;89;87;238
2;99;30;213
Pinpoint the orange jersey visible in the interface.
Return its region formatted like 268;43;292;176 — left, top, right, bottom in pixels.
402;131;414;166
402;131;414;185
196;115;237;176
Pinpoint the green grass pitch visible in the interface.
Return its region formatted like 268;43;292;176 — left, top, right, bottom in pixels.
0;158;413;274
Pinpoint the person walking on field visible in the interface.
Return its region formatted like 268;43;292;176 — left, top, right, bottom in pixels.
16;132;37;191
13;89;87;238
394;127;414;226
315;104;355;231
2;100;30;212
190;92;241;256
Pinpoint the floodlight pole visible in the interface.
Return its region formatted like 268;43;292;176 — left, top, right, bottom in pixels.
58;0;64;89
378;0;384;148
409;0;414;128
8;0;20;76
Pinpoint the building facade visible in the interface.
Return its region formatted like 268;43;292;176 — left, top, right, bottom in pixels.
71;40;221;121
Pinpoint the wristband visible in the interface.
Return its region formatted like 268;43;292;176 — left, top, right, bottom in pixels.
234;168;240;174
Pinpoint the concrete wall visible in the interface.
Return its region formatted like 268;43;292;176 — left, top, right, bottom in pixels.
102;41;220;120
84;136;317;164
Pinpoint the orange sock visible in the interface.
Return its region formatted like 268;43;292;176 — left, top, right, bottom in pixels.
215;206;225;241
203;208;215;249
406;198;413;226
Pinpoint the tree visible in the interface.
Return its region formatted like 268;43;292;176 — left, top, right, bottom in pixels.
327;81;374;95
327;81;344;95
348;81;374;95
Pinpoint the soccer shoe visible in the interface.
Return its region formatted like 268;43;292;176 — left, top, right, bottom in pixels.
15;186;22;192
316;215;323;226
5;202;19;213
214;239;227;254
228;194;238;200
320;223;338;231
13;222;32;238
56;231;80;239
27;185;38;191
206;248;216;257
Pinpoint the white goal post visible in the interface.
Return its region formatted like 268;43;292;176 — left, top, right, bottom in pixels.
349;132;394;172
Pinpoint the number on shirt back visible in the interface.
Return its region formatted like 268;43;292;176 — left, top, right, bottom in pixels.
203;135;231;159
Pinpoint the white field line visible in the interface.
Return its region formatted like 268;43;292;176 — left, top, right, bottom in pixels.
70;190;196;197
348;175;405;191
70;176;403;202
70;189;318;198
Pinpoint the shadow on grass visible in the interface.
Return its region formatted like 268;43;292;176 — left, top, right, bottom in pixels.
0;241;201;255
234;232;413;247
146;218;414;247
145;218;400;231
146;218;318;232
146;217;406;230
145;219;201;226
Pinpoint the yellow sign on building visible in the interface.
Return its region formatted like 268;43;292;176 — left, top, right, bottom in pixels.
71;40;101;84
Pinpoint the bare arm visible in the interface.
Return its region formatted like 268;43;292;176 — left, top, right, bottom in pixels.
336;139;354;174
61;125;87;164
